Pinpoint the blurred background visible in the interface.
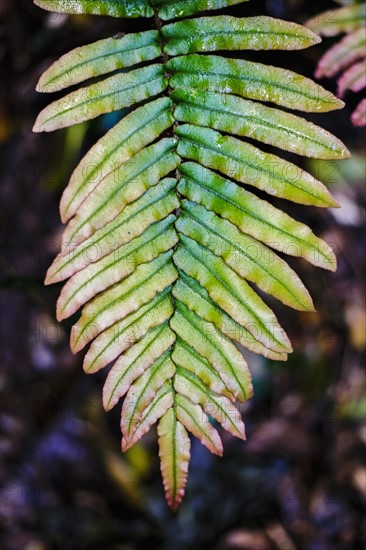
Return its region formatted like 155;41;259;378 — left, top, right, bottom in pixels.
0;1;365;548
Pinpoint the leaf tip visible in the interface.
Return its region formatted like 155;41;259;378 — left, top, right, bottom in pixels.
70;325;83;354
121;437;132;452
32;118;43;133
35;77;46;94
321;249;337;272
44;270;53;286
102;382;117;412
59;208;68;225
166;488;185;512
333;97;345;111
55;304;66;323
307;29;322;47
342;148;352;161
327;195;342;209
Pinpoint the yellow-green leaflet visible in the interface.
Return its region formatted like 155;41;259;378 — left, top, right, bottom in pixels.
173;90;350;159
122;381;174;451
176;125;339;207
172;274;288;361
158;408;190;511
60;97;174;223
34;0;349;510
170;301;253;402
62;138;180;245
37;31;161;93
34;65;167;132
178;163;337;271
151;0;247;21
167;55;344;112
163;16;320;55
174;366;247;439
48;178;178;284
177;201;314;311
34;0;154;18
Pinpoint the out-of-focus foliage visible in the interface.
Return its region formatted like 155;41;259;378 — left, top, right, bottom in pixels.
307;1;366;126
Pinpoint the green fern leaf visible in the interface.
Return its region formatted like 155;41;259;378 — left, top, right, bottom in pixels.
34;0;350;509
176;124;339;206
34;64;168;131
158;406;190;510
162;16;320;54
152;0;247;21
172;90;349;159
167;54;345;111
58;98;174;223
37;31;161;93
34;0;154;18
123;380;173;450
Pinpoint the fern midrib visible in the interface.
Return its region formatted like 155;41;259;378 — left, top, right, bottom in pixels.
171;399;178;507
168;29;308;41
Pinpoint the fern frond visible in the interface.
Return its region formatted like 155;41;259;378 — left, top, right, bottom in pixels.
307;1;366;126
34;0;350;509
